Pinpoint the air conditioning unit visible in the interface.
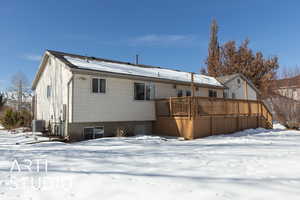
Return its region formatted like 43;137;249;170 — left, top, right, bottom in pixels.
32;120;45;132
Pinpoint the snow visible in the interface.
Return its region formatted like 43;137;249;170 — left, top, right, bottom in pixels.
273;122;287;130
64;56;223;87
0;131;50;145
1;127;300;199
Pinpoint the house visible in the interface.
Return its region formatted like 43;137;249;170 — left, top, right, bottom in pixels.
3;91;32;111
271;75;300;101
32;50;226;141
216;73;260;100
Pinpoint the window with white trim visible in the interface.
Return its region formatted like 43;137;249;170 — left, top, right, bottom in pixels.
177;90;183;97
92;78;106;93
186;90;191;96
83;126;104;140
134;82;155;100
208;90;217;98
47;85;51;98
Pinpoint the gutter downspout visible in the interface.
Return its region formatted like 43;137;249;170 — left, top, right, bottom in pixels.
66;74;74;141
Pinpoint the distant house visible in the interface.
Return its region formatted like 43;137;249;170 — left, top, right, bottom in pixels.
3;91;32;111
271;75;300;101
216;73;260;100
32;50;226;141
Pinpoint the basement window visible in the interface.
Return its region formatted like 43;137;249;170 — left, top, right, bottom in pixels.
94;127;104;138
83;127;94;140
83;126;104;140
92;78;106;93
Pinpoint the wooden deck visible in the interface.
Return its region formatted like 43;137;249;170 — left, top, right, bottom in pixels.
154;97;272;139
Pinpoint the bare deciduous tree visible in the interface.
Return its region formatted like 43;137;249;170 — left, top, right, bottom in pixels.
267;67;300;128
9;72;31;111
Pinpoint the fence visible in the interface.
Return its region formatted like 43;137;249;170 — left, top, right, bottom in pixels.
154;97;273;139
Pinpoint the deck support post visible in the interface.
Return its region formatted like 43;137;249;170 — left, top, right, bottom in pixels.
169;97;173;117
237;100;240;131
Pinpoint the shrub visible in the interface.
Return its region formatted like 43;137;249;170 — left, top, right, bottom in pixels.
0;93;6;111
19;109;32;127
0;108;32;130
0;108;21;130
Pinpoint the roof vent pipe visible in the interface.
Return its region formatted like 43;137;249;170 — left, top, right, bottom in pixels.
135;54;139;65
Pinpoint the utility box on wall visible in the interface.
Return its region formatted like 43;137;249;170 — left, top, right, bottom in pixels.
32;120;45;132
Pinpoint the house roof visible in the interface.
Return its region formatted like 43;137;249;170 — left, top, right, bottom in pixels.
271;75;300;88
216;73;260;94
32;50;224;89
216;74;238;84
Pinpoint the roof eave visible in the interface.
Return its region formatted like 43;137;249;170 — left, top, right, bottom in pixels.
31;52;50;90
220;73;261;94
70;67;226;89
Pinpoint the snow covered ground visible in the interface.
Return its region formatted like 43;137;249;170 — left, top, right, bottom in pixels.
0;125;300;200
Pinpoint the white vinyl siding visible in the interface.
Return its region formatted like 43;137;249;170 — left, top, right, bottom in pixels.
224;76;257;100
72;74;224;123
35;56;73;124
92;78;106;93
208;90;217;98
134;82;155;100
46;85;51;98
73;75;156;122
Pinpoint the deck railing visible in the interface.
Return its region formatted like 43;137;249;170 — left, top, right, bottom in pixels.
155;97;273;128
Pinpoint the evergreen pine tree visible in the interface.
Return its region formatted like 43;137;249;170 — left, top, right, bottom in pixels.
0;93;6;110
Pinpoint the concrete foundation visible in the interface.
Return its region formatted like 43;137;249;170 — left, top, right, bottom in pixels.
68;121;153;141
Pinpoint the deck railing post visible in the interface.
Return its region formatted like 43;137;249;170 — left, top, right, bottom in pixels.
210;98;213;135
237;100;240;131
266;106;270;128
248;101;251;116
256;100;259;127
169;97;172;117
260;102;262;125
189;96;192;119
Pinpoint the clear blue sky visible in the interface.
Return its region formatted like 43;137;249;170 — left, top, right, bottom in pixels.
0;0;299;90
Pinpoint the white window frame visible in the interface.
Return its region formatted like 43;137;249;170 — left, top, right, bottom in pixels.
46;85;51;99
91;77;106;94
133;82;155;101
185;90;191;97
208;89;217;98
94;126;104;137
83;126;105;139
177;89;183;97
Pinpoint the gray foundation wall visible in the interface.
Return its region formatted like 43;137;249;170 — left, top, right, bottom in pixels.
68;121;153;142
